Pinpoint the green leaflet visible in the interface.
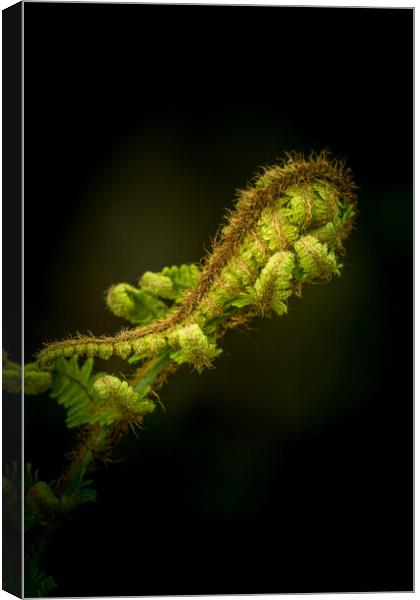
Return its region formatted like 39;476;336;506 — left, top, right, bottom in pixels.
3;462;21;533
141;264;201;302
50;356;155;428
25;561;57;598
253;251;295;316
2;358;53;395
25;363;52;395
107;283;169;326
3;462;43;534
107;264;201;327
228;291;254;309
123;289;168;325
168;324;222;371
2;353;21;394
140;271;174;299
294;235;341;281
27;480;97;519
51;355;97;428
158;264;201;301
93;374;155;416
24;463;42;532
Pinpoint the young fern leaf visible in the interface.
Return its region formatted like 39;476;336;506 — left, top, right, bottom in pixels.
107;263;201;326
3;462;21;532
51;356;97;428
145;264;201;302
106;283;169;326
24;363;53;395
24;463;44;532
2;353;52;396
51;355;155;428
2;354;21;394
3;462;49;534
24;560;57;598
26;480;97;520
92;374;155;423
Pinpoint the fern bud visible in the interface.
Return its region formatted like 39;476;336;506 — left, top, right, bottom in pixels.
294;235;340;281
108;282;169;326
93;375;155;419
132;333;167;358
93;375;132;402
254;251;295;316
85;343;99;358
140;271;173;299
106;283;137;319
114;342;132;360
26;480;94;519
97;344;114;360
24;364;52;395
2;359;21;394
2;355;51;395
26;482;60;518
169;323;221;371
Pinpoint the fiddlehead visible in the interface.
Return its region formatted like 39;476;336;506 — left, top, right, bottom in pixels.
36;151;356;372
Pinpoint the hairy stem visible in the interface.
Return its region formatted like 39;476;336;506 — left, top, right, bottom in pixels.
59;352;173;497
131;351;172;393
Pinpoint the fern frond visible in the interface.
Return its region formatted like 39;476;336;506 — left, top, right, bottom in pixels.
25;560;57;598
50;356;97;428
50;356;155;428
3;464;21;532
2;352;21;393
2;354;52;395
141;263;201;303
106;263;201;327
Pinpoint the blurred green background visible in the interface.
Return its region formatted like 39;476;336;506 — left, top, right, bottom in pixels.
21;4;412;595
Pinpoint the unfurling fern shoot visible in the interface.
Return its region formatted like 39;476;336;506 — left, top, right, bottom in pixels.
3;152;357;596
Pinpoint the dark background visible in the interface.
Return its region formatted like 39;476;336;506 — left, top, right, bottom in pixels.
23;4;412;596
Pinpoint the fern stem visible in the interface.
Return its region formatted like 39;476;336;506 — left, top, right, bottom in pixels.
59;353;172;498
60;425;110;496
131;351;171;394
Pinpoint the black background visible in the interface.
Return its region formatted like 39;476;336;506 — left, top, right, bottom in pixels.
23;4;412;596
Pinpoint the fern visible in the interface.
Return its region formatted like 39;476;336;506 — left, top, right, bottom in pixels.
2;351;21;393
51;355;155;428
2;462;58;598
24;463;43;532
144;263;201;302
3;462;21;531
25;560;57;598
2;153;357;595
50;355;98;428
106;263;201;326
77;479;97;504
